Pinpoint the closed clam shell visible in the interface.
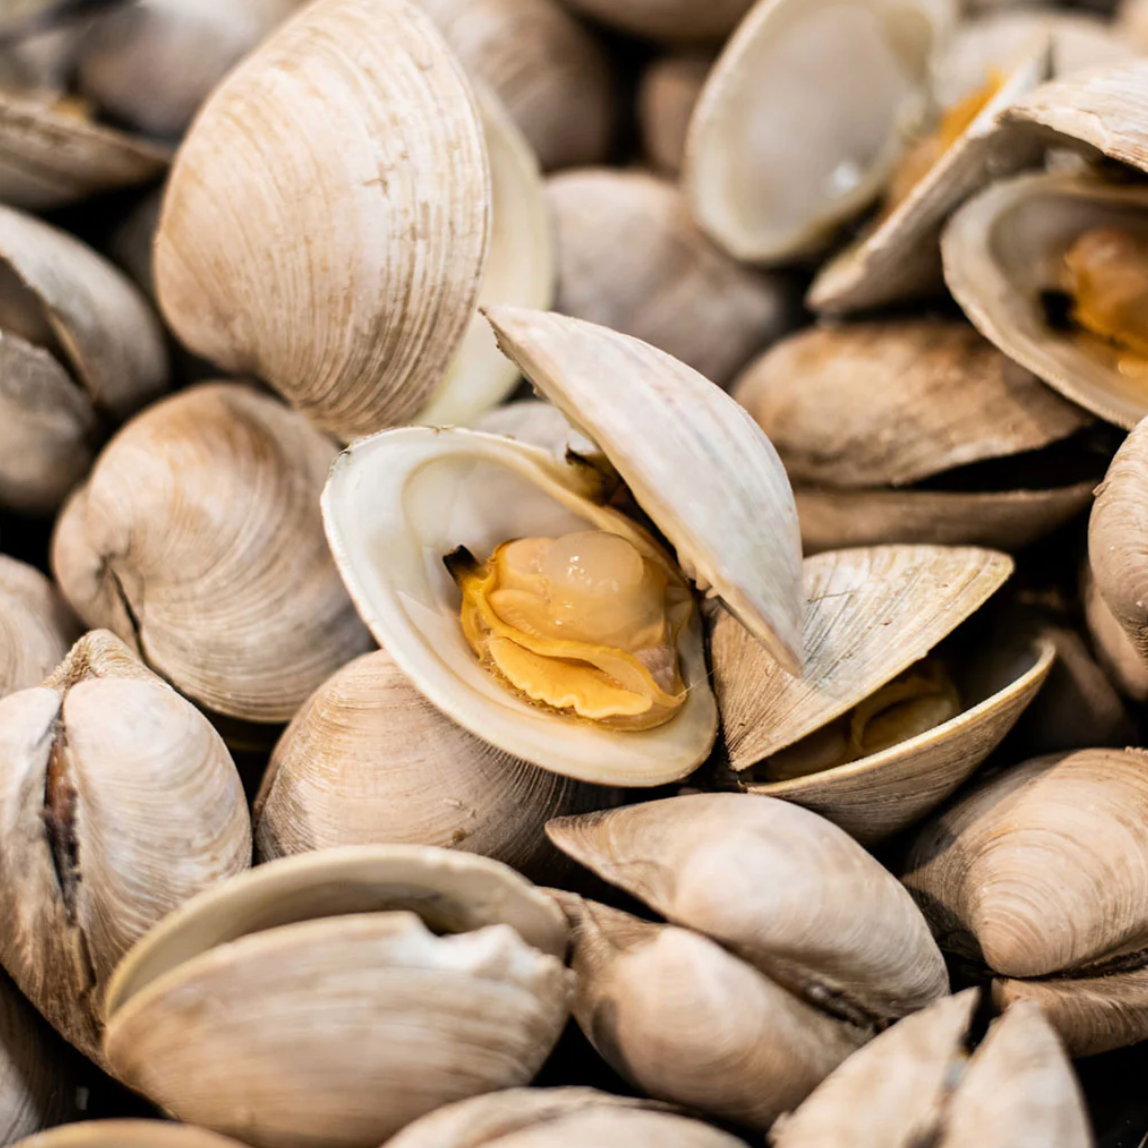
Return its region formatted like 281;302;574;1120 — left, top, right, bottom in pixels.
11;1123;251;1148
417;0;616;170
547;169;795;388
684;0;954;263
154;0;490;439
0;557;78;700
638;54;709;177
1081;559;1148;702
555;892;866;1128
254;648;611;878
103;846;571;1148
547;793;950;1023
484;306;804;674
942;170;1148;429
322;426;716;786
382;1088;747;1148
51;383;373;725
0;630;251;1063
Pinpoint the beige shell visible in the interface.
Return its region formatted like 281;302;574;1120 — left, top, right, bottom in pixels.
0;630;251;1064
0;971;75;1145
904;748;1148;1054
417;0;616;170
1082;559;1148;703
547;793;950;1023
383;1089;747;1148
547;169;795;388
52;383;373;725
556;892;866;1128
322;425;716;786
684;0;954;263
74;0;307;138
1120;0;1148;54
484;306;805;673
712;545;1013;768
943;170;1148;429
13;1123;260;1148
254;647;612;878
103;846;571;1148
154;0;490;439
0;557;79;701
808;43;1050;314
772;990;1091;1148
555;0;753;42
472;398;598;460
638;54;709;177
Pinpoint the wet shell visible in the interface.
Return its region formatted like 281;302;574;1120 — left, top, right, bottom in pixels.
0;558;79;701
154;0;490;438
547;169;795;388
52;383;374;725
254;648;611;878
638;54;709;177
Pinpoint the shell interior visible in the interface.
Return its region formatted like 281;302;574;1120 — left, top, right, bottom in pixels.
322;427;716;787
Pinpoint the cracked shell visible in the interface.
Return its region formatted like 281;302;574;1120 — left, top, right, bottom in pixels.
102;846;571;1148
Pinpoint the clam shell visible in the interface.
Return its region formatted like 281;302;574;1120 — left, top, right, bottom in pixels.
638;54;709;177
547;169;795;388
484;306;805;674
254;648;611;878
382;1089;746;1148
472;398;596;459
712;545;1013;770
322;426;716;786
546;793;950;1023
0;630;251;1063
154;0;490;439
0;557;79;700
684;0;954;263
11;1123;251;1148
556;892;866;1127
942;170;1148;429
1082;559;1148;702
417;0;616;170
103;847;571;1148
52;383;373;725
809;43;1050;314
742;634;1056;844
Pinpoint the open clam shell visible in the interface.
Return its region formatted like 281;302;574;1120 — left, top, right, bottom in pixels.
808;43;1050;314
0;557;78;700
11;1124;251;1148
102;846;571;1148
684;0;954;263
943;170;1148;429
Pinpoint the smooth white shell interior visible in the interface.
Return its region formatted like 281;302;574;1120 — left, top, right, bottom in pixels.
419;87;554;427
687;0;950;262
322;428;717;786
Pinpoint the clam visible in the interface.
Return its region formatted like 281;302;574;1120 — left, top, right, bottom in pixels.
555;0;754;43
1082;563;1148;702
904;747;1148;1056
733;319;1098;552
548;169;795;388
383;1088;747;1148
0;630;251;1064
473;398;599;461
808;43;1050;314
638;53;709;177
0;971;75;1145
684;0;954;263
51;383;373;727
711;545;1055;844
546;794;949;1124
322;307;804;787
74;0;307;139
12;1124;253;1148
101;845;572;1148
0;205;168;515
942;169;1148;429
417;0;616;171
254;647;612;877
0;557;79;700
772;989;1091;1148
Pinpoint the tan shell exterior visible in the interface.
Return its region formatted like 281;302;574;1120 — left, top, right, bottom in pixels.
154;0;490;439
547;794;950;1023
254;648;611;878
52;383;373;724
0;631;251;1063
418;0;616;170
712;545;1013;769
12;1123;251;1148
548;169;795;388
557;893;866;1127
638;54;709;177
0;558;78;701
1082;560;1148;703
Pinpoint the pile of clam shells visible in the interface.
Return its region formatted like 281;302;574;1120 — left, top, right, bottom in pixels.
10;0;1148;1143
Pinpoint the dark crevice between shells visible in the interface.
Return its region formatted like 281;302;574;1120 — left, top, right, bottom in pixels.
104;560;144;655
